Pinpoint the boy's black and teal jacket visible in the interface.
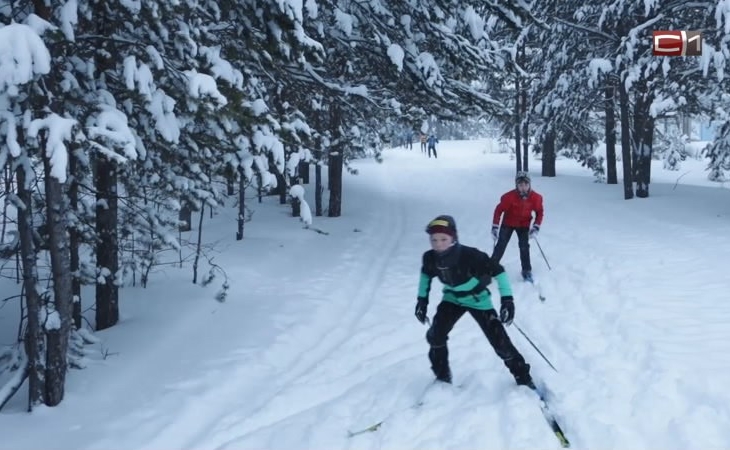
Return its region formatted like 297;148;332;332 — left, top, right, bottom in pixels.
417;244;512;310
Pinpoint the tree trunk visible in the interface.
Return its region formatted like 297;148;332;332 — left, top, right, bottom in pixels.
541;129;556;177
605;84;618;184
328;103;344;217
520;43;529;173
618;75;634;200
41;153;73;407
291;175;301;217
635;114;654;198
192;204;205;284
94;156;119;330
226;177;234;196
514;72;522;172
236;167;245;240
271;157;287;205
328;150;343;217
69;151;81;330
256;171;263;203
315;162;323;216
178;203;192;232
299;160;309;184
16;165;45;409
632;87;645;183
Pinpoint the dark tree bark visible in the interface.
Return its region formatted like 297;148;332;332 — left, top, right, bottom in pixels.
179;203;192;232
270;155;287;205
299;160;309;184
635;115;655;198
541;128;556;177
605;83;618;184
41;153;73;407
632;85;645;183
514;71;522;172
520;45;529;172
328;150;343;217
256;171;263;204
618;74;634;200
16;165;45;409
236;167;245;240
69;150;81;330
633;79;654;198
315;162;323;216
226;175;235;195
94;156;119;330
328;103;344;217
89;0;119;330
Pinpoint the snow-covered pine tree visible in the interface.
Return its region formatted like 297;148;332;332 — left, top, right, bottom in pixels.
594;0;726;197
0;14;74;408
289;0;541;216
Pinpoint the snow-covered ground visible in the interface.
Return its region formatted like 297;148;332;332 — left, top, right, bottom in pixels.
1;139;729;449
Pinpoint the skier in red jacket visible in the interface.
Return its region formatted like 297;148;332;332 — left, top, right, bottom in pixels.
491;171;543;282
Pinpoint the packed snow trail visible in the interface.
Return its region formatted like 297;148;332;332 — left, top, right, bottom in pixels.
195;150;568;450
522;176;730;449
92;143;730;450
3;140;730;450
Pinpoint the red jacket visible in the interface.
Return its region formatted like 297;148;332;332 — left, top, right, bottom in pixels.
492;190;544;229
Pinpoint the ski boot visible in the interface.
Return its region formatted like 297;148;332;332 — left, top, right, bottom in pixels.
432;365;452;384
515;373;536;389
521;270;533;282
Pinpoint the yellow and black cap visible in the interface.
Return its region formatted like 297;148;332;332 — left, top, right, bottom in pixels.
425;215;457;239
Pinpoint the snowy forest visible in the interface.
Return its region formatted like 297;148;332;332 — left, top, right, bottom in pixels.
0;0;729;412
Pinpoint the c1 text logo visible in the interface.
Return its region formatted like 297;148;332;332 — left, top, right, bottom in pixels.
652;31;702;56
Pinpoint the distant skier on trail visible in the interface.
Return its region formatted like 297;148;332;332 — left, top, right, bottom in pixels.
426;135;438;158
415;215;533;387
491;171;544;282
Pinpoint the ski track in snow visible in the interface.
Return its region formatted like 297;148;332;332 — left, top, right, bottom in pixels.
113;163;411;450
19;143;726;450
522;198;730;449
200;153;565;449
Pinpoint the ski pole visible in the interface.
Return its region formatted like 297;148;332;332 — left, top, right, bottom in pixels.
514;322;558;372
534;237;552;271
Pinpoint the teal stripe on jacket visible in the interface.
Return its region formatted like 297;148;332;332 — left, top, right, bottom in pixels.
419;271;512;310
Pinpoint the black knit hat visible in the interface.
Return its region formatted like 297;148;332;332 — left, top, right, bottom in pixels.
515;171;531;185
425;215;458;240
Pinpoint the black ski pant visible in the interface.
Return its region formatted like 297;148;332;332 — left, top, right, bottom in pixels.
421;142;426;153
428;145;437;158
425;301;531;382
492;226;531;272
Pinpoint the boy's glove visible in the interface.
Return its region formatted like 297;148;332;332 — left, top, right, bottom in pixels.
491;225;499;241
415;297;428;324
529;224;540;239
499;296;514;325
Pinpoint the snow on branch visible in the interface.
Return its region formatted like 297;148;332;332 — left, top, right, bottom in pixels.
199;46;244;88
289;184;313;226
27;113;77;182
387;44;405;71
87;106;139;162
0;23;51;93
185;70;228;106
586;58;613;89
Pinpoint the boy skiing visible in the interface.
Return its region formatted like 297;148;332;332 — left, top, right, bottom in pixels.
491;171;543;282
415;215;533;387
